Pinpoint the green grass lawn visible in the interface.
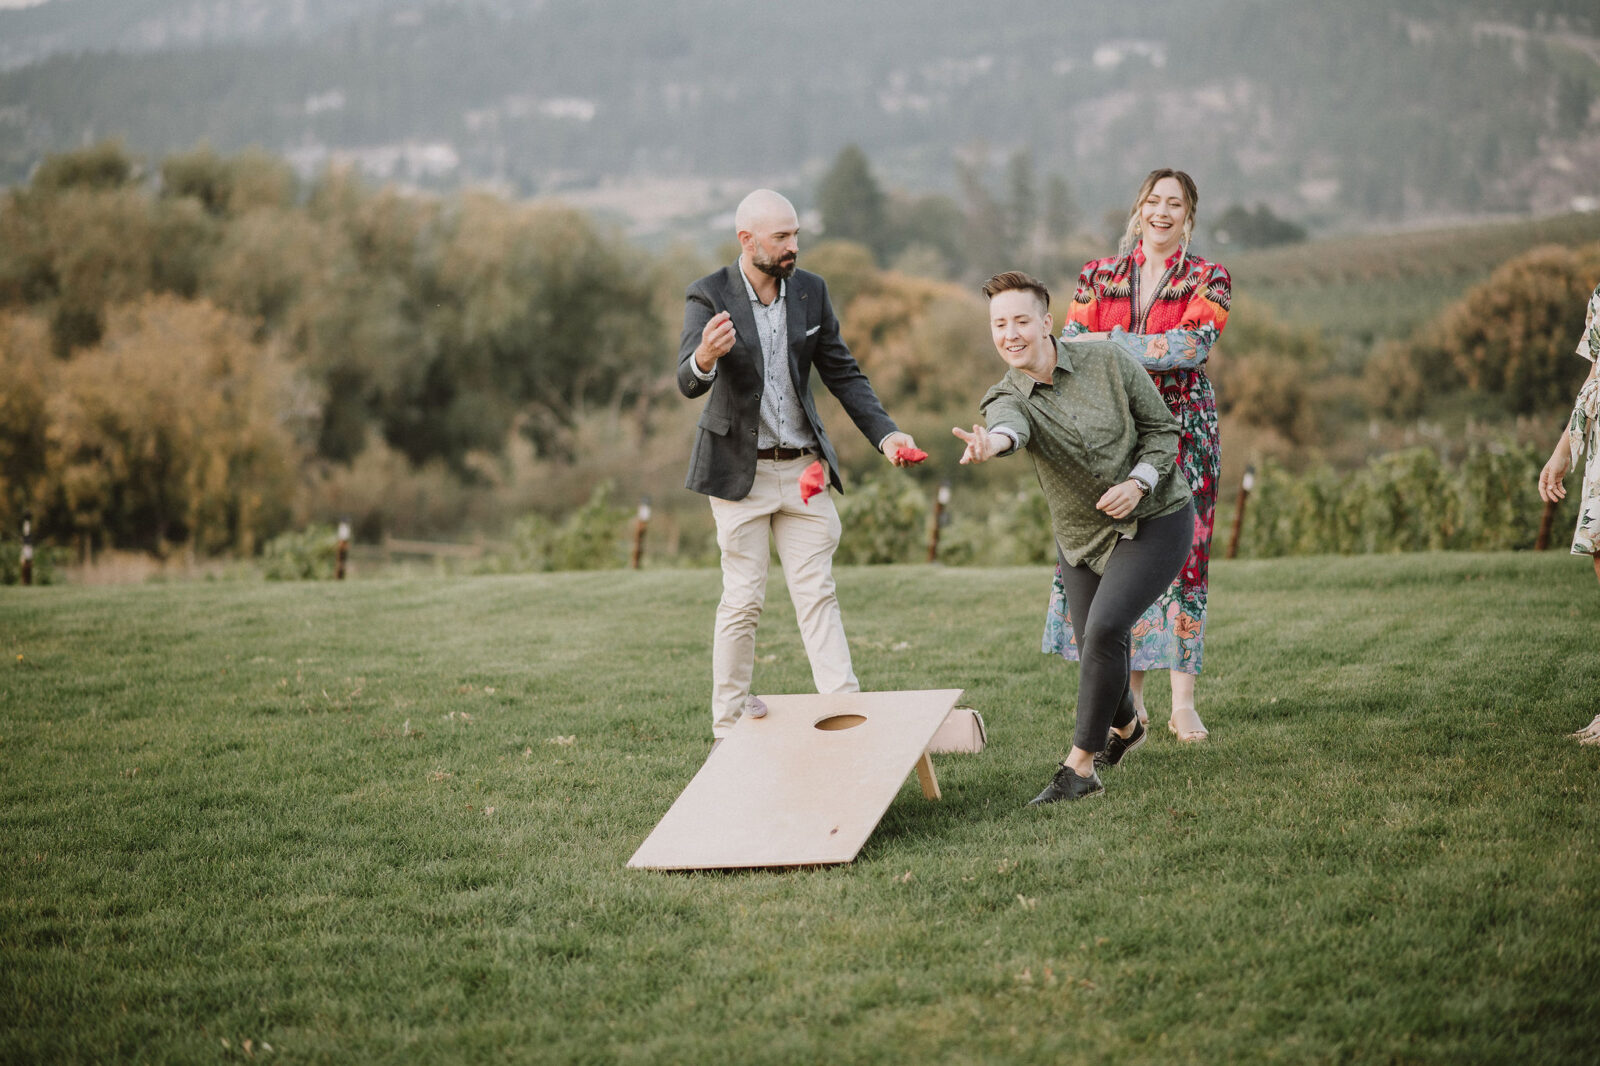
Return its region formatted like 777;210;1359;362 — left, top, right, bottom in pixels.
3;553;1598;1064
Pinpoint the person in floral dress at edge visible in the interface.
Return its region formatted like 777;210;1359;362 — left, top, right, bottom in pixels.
1043;168;1230;742
1537;281;1600;744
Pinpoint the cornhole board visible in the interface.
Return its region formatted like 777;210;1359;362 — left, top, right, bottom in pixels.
628;688;964;870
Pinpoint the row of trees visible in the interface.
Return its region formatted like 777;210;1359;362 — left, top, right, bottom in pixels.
0;141;673;554
1;141;1027;560
0;141;668;466
817;144;1084;280
1;140;1594;567
813;144;1306;285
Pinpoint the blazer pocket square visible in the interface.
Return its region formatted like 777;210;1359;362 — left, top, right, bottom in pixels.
805;325;820;337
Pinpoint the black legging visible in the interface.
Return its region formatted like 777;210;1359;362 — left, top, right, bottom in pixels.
1055;500;1195;753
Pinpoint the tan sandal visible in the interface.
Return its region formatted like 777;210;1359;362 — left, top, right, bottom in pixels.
1168;706;1208;743
1571;714;1600;744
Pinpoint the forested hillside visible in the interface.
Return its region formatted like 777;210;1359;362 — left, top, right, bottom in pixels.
0;0;1596;238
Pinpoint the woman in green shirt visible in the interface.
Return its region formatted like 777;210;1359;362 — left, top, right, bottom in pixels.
954;272;1194;804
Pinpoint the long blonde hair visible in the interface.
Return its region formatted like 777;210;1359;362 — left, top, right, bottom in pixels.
1117;168;1199;257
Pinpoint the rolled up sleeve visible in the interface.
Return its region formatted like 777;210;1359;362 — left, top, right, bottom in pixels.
1121;355;1181;482
979;385;1031;452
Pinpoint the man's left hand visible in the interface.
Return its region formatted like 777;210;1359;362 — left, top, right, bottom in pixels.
882;432;919;467
1096;480;1145;520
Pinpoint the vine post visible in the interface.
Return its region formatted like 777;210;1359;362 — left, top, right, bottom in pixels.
335;520;350;580
1226;466;1255;560
1534;498;1557;550
630;498;652;570
20;511;34;586
927;482;951;563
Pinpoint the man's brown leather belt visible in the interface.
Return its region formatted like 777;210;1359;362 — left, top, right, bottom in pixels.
756;446;814;460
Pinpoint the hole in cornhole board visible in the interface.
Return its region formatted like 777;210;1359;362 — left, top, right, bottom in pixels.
628;689;963;871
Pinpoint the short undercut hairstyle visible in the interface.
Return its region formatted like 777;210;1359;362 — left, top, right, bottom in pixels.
982;271;1051;315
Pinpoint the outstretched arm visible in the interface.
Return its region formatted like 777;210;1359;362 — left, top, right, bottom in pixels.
963;387;1029;464
953;424;1014;464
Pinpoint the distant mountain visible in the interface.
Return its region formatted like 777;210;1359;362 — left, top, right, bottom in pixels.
0;0;395;69
0;0;1595;238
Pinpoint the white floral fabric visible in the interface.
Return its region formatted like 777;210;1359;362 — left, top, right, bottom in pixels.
1569;285;1600;555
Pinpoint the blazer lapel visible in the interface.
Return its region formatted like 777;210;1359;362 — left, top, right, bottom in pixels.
785;277;808;387
722;264;762;382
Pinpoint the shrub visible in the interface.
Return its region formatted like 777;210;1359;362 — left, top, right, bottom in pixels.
1392;243;1600;417
484;481;630;572
931;478;1055;567
836;475;930;565
261;524;339;580
546;482;630;571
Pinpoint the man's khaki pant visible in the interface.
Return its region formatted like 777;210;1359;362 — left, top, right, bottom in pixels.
707;455;859;737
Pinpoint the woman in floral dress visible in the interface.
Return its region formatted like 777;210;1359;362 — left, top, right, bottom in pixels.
1043;169;1230;741
1537;281;1600;743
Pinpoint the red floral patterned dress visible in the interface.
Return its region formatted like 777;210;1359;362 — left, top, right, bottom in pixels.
1042;246;1231;673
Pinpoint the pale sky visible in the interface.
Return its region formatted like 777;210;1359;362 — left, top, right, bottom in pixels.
0;0;54;8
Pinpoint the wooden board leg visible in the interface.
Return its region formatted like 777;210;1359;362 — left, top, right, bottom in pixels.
914;751;941;801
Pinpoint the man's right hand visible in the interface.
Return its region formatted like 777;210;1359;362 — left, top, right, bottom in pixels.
696;311;736;373
953;424;1005;465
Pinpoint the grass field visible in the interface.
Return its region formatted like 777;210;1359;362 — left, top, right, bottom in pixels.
3;553;1598;1064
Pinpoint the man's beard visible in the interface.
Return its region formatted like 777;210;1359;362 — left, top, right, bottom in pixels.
755;252;797;279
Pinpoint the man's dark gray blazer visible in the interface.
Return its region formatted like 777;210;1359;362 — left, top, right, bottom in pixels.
677;263;898;502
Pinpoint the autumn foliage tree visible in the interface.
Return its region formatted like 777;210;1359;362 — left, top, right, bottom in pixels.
42;296;303;555
0;314;54;537
0;142;671;556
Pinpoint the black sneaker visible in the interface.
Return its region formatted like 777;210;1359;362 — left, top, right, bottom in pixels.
1094;718;1147;770
1028;763;1105;805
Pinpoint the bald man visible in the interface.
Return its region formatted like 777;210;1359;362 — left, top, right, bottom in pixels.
678;189;918;745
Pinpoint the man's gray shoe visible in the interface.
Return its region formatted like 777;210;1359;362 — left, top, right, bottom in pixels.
744;695;768;719
1028;763;1105;805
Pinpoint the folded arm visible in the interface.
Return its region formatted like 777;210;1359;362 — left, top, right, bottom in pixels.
1066;261;1232;372
1100;322;1223;371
